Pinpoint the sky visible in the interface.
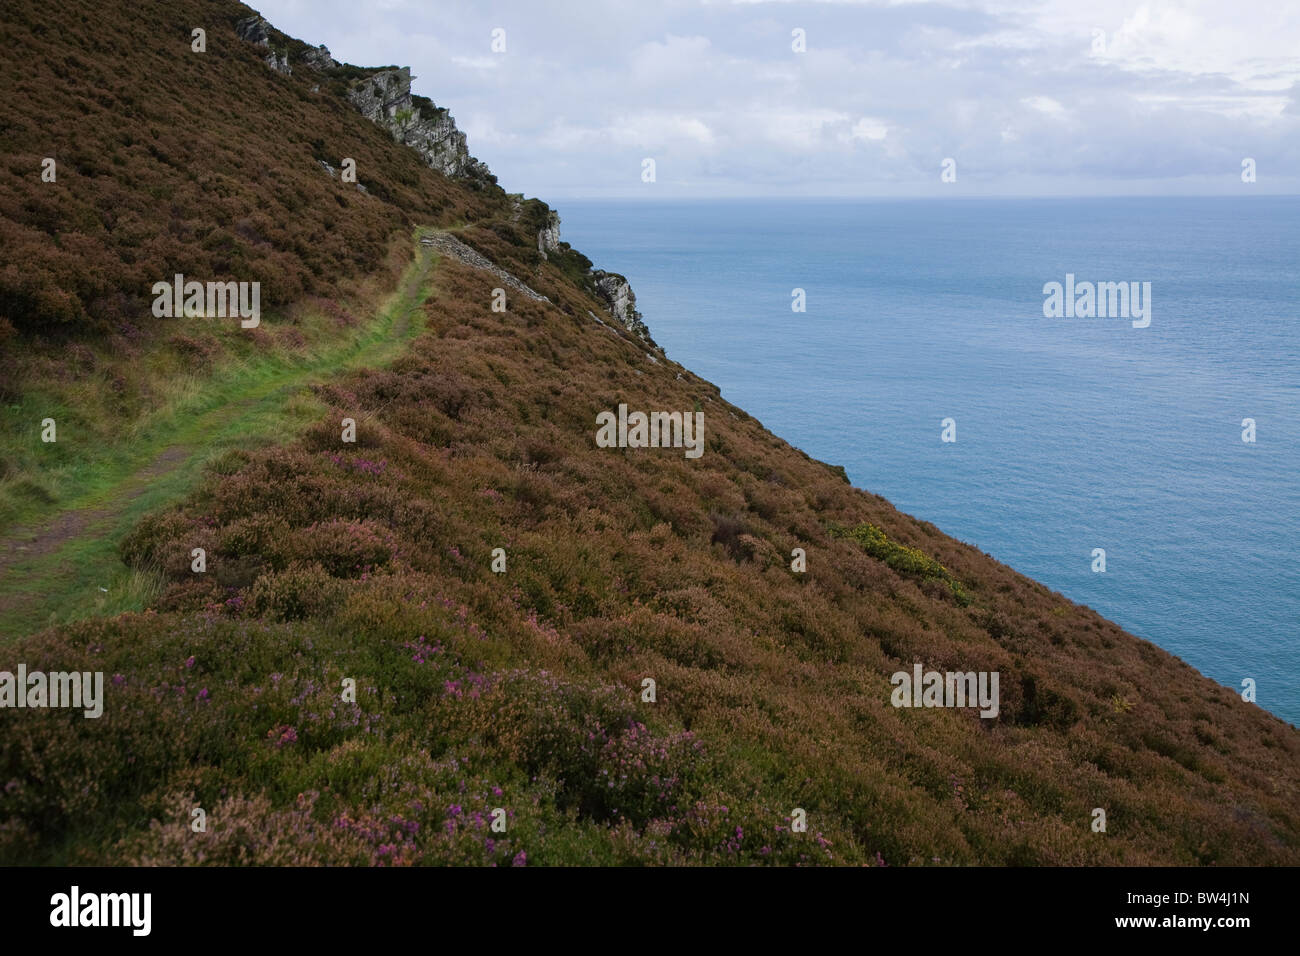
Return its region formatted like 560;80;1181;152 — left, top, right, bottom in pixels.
250;0;1300;199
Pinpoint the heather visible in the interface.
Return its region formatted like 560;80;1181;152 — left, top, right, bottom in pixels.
4;246;1298;865
1;0;1298;867
0;0;489;338
832;523;971;606
0;0;503;532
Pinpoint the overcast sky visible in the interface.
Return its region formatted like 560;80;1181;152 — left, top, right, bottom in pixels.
251;0;1300;198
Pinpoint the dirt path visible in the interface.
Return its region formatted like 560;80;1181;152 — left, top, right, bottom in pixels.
0;445;188;577
0;241;436;640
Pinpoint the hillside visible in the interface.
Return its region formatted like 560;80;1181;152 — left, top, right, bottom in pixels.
0;0;1297;866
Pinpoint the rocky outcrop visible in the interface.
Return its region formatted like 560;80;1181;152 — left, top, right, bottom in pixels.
591;271;651;342
235;15;270;45
346;68;493;185
234;21;484;183
235;15;291;74
266;50;291;75
345;67;407;123
300;44;336;71
537;209;562;259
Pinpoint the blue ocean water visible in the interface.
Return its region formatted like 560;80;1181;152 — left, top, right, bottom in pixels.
559;197;1300;725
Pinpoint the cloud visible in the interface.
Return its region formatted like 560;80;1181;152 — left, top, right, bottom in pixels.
851;118;889;141
252;0;1300;197
611;114;717;148
1022;96;1064;116
449;55;501;70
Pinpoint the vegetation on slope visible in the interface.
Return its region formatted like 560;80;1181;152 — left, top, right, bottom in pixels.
1;0;1297;866
0;233;438;638
0;0;503;529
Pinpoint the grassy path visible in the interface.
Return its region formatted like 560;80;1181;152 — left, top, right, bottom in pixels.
0;237;438;640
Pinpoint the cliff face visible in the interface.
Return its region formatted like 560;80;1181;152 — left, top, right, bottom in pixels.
345;68;495;186
592;270;652;342
537;209;562;259
235;15;292;74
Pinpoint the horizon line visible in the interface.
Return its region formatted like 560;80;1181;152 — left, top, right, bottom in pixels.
542;192;1300;202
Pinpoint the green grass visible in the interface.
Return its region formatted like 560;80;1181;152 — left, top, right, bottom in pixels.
0;234;439;639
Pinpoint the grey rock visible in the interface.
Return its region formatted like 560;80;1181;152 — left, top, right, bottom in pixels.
418;232;548;302
537;209;561;259
301;44;336;71
592;270;652;344
266;50;291;74
235;16;270;45
235;15;290;73
346;68;492;183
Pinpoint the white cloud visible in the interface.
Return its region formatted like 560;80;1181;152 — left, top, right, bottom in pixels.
851;117;890;140
609;113;717;148
1022;96;1064;116
251;0;1300;197
449;55;501;70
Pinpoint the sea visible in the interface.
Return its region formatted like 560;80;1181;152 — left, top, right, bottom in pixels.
558;196;1300;726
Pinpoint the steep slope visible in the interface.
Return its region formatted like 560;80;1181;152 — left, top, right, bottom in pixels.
0;0;1297;866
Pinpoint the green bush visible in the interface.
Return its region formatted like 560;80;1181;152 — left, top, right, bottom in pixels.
832;523;971;606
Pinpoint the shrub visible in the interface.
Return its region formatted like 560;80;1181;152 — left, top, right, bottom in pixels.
247;561;346;620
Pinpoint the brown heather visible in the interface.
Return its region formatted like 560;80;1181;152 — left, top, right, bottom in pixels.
0;0;493;343
0;0;1297;866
